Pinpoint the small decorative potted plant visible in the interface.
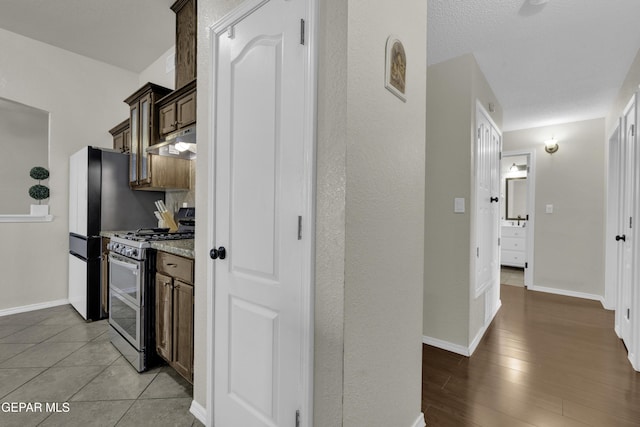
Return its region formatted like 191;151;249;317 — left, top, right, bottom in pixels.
29;166;50;216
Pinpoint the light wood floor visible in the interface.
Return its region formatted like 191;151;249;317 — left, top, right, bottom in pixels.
422;285;640;426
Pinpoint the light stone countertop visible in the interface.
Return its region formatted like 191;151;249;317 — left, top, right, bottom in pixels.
99;231;194;259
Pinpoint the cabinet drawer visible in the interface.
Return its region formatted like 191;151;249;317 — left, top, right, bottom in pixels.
501;226;527;238
156;252;193;284
502;237;525;251
502;250;525;267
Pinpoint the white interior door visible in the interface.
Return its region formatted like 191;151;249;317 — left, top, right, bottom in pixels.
607;125;623;333
212;0;309;425
475;104;501;300
620;96;636;350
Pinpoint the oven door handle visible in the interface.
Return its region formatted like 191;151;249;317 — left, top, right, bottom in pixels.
108;254;140;273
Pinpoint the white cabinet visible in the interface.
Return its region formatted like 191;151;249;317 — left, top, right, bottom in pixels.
501;226;527;268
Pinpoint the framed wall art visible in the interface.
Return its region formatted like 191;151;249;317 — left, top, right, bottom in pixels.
385;35;406;102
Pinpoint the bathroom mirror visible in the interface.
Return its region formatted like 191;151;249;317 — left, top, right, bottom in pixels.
0;97;49;215
506;177;527;220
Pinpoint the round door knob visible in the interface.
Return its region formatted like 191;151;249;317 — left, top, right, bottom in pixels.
210;246;227;260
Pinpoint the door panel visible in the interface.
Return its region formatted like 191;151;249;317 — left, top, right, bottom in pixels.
475;107;501;298
620;97;636;349
213;0;307;425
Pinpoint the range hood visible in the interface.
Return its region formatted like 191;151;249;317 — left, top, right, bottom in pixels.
147;125;196;160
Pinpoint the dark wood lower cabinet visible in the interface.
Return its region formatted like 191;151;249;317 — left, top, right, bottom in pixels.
172;280;193;380
155;252;194;383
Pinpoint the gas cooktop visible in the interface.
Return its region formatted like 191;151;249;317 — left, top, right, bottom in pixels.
116;229;194;242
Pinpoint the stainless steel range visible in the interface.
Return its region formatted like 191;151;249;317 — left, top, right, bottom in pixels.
107;208;195;372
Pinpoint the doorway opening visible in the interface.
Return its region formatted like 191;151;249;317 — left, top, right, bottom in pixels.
501;151;535;289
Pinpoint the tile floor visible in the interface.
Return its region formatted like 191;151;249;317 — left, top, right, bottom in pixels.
500;265;524;287
0;304;204;427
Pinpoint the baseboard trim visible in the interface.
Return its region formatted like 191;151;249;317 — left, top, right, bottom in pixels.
411;412;426;427
529;285;605;307
189;399;207;425
0;299;69;317
469;299;502;356
422;335;470;356
423;299;502;357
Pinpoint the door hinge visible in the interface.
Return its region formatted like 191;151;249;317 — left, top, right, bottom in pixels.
477;247;479;258
525;262;528;269
498;238;501;246
298;216;303;240
632;124;635;137
296;410;301;427
628;308;631;320
499;152;502;160
630;217;633;229
300;19;305;45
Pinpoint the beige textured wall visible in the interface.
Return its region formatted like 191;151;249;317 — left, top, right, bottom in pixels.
343;0;426;425
424;54;502;349
606;47;640;136
314;0;347;425
503;119;606;297
0;28;138;312
424;55;473;347
194;0;246;411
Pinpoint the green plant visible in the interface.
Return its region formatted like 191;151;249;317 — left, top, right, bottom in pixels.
28;166;49;204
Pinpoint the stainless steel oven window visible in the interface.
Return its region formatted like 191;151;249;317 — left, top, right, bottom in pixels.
108;253;143;305
109;290;143;350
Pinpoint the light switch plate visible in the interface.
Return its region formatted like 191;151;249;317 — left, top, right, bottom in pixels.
454;197;465;213
546;204;553;214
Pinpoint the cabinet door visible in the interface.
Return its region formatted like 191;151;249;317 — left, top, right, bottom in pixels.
156;273;173;361
139;94;152;184
175;0;197;88
113;132;125;153
177;92;196;129
129;104;139;185
123;128;131;153
159;103;177;137
172;280;193;381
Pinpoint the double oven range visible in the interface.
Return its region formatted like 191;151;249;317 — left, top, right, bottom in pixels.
107;208;195;372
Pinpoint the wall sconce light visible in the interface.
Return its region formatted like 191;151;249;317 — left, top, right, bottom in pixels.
509;163;518;172
544;138;559;154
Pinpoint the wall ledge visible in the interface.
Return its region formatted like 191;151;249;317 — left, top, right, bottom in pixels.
0;214;53;223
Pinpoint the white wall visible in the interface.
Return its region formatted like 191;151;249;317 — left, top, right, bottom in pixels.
0;28;139;312
503;119;606;298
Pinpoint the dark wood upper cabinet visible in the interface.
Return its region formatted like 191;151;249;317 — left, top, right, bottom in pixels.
157;79;197;138
172;0;197;89
109;119;131;153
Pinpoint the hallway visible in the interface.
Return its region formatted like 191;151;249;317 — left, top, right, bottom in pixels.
422;285;640;426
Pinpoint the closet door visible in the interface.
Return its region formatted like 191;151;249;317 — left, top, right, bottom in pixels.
619;96;636;350
474;104;501;301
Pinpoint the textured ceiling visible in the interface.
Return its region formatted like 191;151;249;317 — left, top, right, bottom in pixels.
428;0;640;131
0;0;175;73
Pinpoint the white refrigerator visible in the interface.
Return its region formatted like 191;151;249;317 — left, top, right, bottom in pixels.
68;146;162;320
